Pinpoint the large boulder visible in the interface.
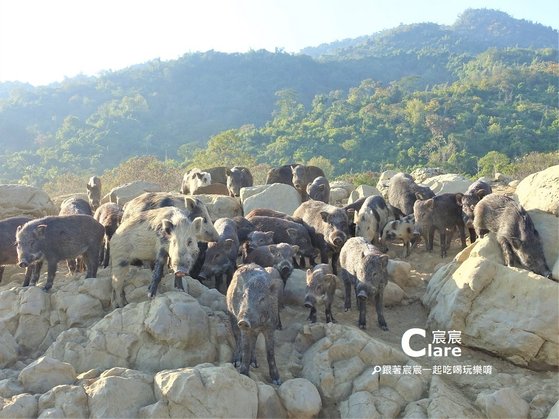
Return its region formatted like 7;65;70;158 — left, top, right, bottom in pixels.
410;167;443;184
105;181;161;206
38;385;89;418
515;165;559;216
376;170;399;198
51;193;89;210
277;378;322;418
348;185;381;204
194;194;243;221
18;356;76;394
147;364;258;418
423;234;559;369
422;174;471;195
241;183;302;216
0;184;57;219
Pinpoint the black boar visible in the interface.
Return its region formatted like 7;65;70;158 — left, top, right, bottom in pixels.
86;176;102;211
244;243;299;283
59;197;94;273
306;176;330;204
231;216;256;243
94;202;123;268
110;207;204;307
413;193;467;257
0;216;40;285
180;168;212;194
387;172;435;215
339;237;389;330
474;194;552;279
265;164;297;186
354;195;395;251
226;166;253;197
291;165;326;200
304;264;337;324
245;215;317;263
198;218;239;293
293;200;349;274
16;215;104;291
202;166;228;185
226;263;281;384
458;179;493;243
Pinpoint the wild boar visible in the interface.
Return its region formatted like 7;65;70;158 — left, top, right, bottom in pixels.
226;166;253;197
382;214;417;258
180;168;212;194
354;195;395;251
265;164;297;186
59;197;94;273
16;215;104;291
306;176;330;204
110;207;204;307
94;202;123;268
226;263;281;384
413;193;467;257
291;165;326;200
0;216;40;285
339;237;390;330
245;215;317;265
198;218;239;293
86;176;102;211
121;192;218;242
244;243;299;283
459;179;493;243
231;216;256;243
474;194;552;279
387;172;435;215
293;200;349;274
304;263;337;324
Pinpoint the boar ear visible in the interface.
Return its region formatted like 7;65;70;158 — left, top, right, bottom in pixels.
469;205;475;212
223;239;235;252
86;183;92;191
477;190;489;199
191;217;204;235
455;193;463;206
16;225;23;234
318;184;325;192
320;211;329;222
265;231;275;239
184;196;196;211
379;254;389;268
35;224;48;238
291;245;300;254
345;208;355;216
415;192;424;201
286;228;298;239
196;173;204;179
160;219;174;236
324;274;337;284
269;245;279;257
226;169;232;176
510;238;522;249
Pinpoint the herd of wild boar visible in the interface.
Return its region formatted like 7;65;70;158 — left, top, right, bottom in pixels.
0;164;555;384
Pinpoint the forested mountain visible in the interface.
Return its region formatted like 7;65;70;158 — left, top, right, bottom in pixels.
0;8;557;185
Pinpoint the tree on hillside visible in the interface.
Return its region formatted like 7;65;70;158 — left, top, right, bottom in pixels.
186;129;257;169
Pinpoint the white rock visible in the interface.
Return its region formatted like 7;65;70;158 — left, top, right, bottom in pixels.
376;170;399;197
548;400;559;419
348;185;381;204
282;269;306;306
19;356;76;394
528;210;559;281
340;391;380;418
475;387;530;419
427;376;482;418
257;382;287;419
278;378;322;418
107;181;161;206
384;281;406;306
422;173;471;195
195;194;243;221
423;235;559;368
515;166;559;216
330;180;354;195
329;188;349;205
85;368;155;418
0;393;38;418
153;364;258;418
410;168;444;184
387;260;416;288
0;330;17;368
38;385;89;418
0;184;57;219
242;183;302;216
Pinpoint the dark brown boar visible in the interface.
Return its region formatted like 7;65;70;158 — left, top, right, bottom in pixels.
244;243;299;283
94;202;123;268
265;164;297;186
459;179;493;243
86;176;102;211
304;263;337;324
339;237;389;330
474;194;552;279
0;216;40;285
226;263;281;384
16;215;104;291
226;166;253;197
291;165;326;201
387;172;434;215
306;176;330;204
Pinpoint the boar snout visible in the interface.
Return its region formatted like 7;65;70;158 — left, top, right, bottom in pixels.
304;295;315;309
238;318;251;329
357;289;368;299
18;261;29;268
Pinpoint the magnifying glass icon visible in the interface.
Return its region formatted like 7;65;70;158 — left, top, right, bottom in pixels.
372;366;382;375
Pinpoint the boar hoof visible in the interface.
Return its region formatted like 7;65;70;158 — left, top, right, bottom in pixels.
272;378;282;385
359;323;366;329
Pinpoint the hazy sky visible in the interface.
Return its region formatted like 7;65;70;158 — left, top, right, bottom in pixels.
1;0;558;86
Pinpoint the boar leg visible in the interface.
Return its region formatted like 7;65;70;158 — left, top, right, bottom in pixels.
457;224;467;249
340;269;352;311
102;240;111;268
84;247;100;278
264;328;281;385
28;261;42;286
439;229;447;258
43;260;58;291
357;295;367;329
308;306;317;323
402;240;410;258
0;266;3;283
468;228;477;244
147;253;167;298
375;288;389;331
325;303;335;323
331;252;339;275
497;236;516;267
427;227;435;252
229;313;242;367
249;332;259;368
